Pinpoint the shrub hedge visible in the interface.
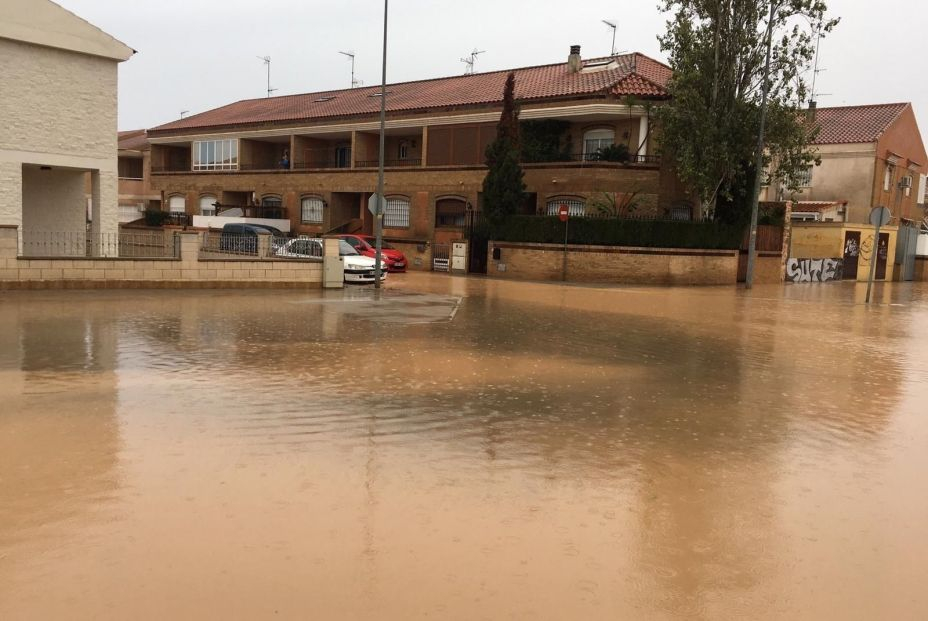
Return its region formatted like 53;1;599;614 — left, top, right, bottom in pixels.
481;216;744;250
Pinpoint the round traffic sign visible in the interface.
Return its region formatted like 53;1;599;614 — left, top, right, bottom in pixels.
869;206;891;227
558;204;569;222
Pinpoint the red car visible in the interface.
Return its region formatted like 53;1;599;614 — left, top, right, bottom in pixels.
337;234;408;272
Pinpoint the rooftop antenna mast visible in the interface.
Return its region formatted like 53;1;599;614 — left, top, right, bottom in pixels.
339;51;361;88
809;28;824;106
602;20;617;56
460;49;485;75
179;110;189;119
256;55;277;98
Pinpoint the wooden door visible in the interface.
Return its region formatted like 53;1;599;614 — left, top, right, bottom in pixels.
875;232;889;280
842;231;861;279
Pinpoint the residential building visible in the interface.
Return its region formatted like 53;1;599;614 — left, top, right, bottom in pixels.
146;46;677;269
0;0;134;253
116;129;161;222
762;103;928;225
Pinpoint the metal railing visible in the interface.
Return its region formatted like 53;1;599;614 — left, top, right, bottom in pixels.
355;158;422;167
199;232;292;258
522;153;661;165
20;231;179;258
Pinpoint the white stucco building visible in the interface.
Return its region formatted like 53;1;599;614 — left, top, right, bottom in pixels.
0;0;133;254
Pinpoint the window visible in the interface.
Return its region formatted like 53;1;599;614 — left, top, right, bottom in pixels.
884;166;893;192
199;195;217;216
168;195;186;213
384;196;410;228
546;198;586;217
261;196;282;207
671;205;693;221
193;139;238;171
918;174;927;204
398;141;409;160
118;156;143;179
335;146;351;168
301;196;324;223
792;165;813;188
583;128;615;158
903;175;913;197
435;198;467;228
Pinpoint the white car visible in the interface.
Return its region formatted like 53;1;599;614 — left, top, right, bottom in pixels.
275;238;387;284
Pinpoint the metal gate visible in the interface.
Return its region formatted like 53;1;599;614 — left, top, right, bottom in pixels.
464;211;488;274
895;223;919;281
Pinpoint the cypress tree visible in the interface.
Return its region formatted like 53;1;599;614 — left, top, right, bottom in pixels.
482;73;525;224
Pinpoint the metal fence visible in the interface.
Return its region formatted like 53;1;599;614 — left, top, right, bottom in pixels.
20;231;179;258
199;232;292;258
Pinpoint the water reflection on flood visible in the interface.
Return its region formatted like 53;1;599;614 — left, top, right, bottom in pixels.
1;277;927;619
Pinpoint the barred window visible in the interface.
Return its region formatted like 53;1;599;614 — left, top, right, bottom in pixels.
301;197;324;223
193;139;238;171
671;205;692;221
384;197;410;228
546;198;586;217
792;166;813;188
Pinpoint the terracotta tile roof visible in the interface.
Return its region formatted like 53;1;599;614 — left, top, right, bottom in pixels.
118;129;149;151
792;200;848;212
149;52;671;135
811;103;909;145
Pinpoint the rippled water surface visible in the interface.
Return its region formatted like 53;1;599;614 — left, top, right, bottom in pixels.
2;275;927;620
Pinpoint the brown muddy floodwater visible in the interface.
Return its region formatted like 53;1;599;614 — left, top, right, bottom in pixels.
1;275;927;620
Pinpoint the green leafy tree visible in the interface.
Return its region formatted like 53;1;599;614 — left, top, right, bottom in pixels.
483;73;526;223
657;0;838;217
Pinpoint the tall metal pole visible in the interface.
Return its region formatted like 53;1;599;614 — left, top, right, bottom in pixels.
865;219;882;304
374;0;388;289
745;1;776;289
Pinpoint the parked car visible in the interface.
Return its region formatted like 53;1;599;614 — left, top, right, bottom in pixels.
337;234;408;272
275;238;387;284
218;223;286;254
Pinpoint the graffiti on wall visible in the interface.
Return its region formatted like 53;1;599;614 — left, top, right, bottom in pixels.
786;258;844;283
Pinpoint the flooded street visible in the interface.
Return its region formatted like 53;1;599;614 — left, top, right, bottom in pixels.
2;275;927;620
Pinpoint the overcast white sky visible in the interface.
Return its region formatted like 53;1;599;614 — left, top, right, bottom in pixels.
55;0;927;134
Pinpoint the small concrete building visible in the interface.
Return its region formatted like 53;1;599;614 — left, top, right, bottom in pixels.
763;103;928;225
0;0;133;254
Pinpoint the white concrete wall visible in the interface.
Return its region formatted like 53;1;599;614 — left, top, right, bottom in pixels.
22;166;86;234
192;215;292;233
0;37;120;238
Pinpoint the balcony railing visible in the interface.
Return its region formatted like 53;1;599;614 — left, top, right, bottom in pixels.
151;153;660;174
522;153;661;165
355;158;422;167
20;230;180;258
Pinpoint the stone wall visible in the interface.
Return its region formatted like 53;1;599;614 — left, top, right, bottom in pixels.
487;241;738;286
0;227;325;289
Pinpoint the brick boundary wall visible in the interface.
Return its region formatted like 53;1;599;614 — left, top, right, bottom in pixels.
487;241;740;286
0;226;327;290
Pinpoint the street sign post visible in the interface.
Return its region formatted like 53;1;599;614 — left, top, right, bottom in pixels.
367;193;384;216
865;206;892;304
559;203;569;281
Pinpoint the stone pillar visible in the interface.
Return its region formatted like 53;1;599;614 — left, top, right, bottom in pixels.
0;225;19;260
323;237;343;288
256;231;272;258
421;126;429;167
178;231;200;266
90;170;102;256
638;116;649;158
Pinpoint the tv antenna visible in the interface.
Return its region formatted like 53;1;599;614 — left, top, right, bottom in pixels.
179;110;189;119
602;20;617;56
256;55;277;98
809;28;826;106
339;51;361;88
460;49;485;75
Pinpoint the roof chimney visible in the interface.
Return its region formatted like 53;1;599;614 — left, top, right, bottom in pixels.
568;45;581;73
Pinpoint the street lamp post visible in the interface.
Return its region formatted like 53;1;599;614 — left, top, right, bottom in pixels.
374;0;388;289
745;1;776;289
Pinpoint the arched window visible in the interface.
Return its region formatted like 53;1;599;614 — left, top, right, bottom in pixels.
583;128;615;158
168;195;186;214
261;196;282;207
546;198;586;217
301;196;324;223
384;196;410;228
435;197;467;228
199;195;217;216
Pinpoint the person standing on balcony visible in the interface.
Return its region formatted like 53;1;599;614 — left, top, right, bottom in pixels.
279;149;290;169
